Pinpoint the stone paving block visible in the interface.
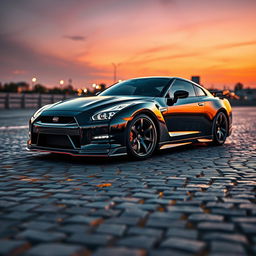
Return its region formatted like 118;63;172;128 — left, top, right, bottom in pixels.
198;222;235;232
210;241;246;254
127;227;163;238
89;208;120;217
16;229;66;242
116;235;158;249
146;218;186;229
20;221;58;231
86;201;115;209
203;232;248;245
149;249;192;256
93;247;145;256
68;233;113;247
65;215;102;225
239;223;256;234
3;212;35;221
96;223;126;236
188;213;224;222
167;205;203;213
0;239;29;255
166;228;198;239
10;203;39;212
232;217;256;223
211;208;247;216
161;237;206;253
24;243;86;256
122;208;148;218
105;216;141;225
57;224;90;234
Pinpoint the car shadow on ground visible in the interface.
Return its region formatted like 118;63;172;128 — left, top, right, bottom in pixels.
31;142;215;166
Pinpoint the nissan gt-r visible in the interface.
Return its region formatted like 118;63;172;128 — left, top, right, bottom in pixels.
27;77;232;159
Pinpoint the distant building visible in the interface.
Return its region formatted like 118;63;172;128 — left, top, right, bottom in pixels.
235;88;256;100
191;76;200;85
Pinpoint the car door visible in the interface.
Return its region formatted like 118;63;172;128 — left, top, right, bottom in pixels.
162;79;205;140
193;84;212;135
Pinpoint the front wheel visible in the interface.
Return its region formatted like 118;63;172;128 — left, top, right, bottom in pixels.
126;114;157;160
212;112;228;145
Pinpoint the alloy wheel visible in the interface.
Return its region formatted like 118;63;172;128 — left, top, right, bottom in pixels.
214;112;228;144
128;116;157;157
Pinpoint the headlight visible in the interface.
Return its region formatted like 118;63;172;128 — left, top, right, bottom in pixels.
92;104;131;121
31;104;52;122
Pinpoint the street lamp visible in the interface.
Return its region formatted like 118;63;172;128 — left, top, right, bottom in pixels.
59;80;64;89
31;77;37;91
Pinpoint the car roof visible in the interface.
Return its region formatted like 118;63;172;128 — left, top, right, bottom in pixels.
127;76;211;96
128;76;201;87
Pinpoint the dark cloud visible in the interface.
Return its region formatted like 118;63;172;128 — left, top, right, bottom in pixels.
63;35;86;41
0;34;102;85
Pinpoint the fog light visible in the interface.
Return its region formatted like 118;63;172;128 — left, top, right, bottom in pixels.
92;135;109;140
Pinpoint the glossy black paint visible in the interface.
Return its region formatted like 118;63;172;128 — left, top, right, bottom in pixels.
27;77;232;157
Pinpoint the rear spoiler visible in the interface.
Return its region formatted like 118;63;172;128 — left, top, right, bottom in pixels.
209;90;230;99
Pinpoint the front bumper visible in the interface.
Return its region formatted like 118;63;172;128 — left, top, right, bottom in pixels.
27;143;127;157
27;115;127;157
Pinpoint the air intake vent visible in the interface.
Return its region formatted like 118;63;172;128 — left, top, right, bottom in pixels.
38;116;76;124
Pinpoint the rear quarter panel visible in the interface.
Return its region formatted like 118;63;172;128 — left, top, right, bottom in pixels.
204;97;232;135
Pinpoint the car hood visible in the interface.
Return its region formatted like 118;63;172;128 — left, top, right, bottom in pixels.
45;96;153;112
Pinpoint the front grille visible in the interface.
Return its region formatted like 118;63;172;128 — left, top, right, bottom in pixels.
32;115;81;149
38;116;76;124
37;134;75;149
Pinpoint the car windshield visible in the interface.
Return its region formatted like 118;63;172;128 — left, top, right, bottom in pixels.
99;78;171;97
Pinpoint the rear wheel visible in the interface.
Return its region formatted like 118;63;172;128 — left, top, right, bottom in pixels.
212;111;228;145
126;114;157;160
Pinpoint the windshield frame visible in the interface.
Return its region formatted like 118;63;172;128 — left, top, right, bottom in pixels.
98;77;173;98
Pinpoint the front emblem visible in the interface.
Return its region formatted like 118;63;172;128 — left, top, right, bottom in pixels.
52;117;59;123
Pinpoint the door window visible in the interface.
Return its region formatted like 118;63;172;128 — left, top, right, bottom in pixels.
168;80;196;98
194;85;206;96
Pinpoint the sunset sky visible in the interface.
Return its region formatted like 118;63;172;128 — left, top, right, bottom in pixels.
0;0;256;89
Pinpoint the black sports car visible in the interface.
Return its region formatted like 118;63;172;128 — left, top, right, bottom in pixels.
28;77;232;159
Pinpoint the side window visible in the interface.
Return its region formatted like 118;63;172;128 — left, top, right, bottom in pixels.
169;80;196;98
194;85;206;96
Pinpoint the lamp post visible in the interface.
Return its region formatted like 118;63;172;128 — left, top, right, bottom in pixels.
112;63;120;83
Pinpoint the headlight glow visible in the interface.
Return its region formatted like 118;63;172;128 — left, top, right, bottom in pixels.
92;103;131;121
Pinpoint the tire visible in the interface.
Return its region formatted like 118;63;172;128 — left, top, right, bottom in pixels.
212;111;228;145
126;114;157;160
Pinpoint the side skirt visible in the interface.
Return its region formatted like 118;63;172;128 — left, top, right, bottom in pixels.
158;135;213;150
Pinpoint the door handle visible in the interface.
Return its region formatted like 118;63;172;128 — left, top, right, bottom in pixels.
198;102;204;106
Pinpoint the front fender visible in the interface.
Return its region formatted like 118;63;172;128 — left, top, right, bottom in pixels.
109;102;169;148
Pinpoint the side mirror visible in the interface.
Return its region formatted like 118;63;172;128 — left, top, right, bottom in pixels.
166;90;189;106
174;90;189;99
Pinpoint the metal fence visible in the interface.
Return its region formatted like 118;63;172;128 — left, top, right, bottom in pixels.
0;93;76;109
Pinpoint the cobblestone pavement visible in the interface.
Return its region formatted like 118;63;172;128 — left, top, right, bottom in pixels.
0;107;255;256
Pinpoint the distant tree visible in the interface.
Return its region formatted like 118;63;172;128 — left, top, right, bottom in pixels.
33;84;47;93
63;84;76;95
234;82;244;91
48;87;63;94
3;82;18;92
